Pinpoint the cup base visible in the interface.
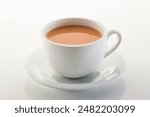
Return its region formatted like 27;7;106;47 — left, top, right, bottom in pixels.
25;48;126;90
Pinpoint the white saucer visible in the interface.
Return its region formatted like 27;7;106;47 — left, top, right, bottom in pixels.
25;49;126;90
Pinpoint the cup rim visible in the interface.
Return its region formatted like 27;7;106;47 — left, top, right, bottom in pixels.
42;18;107;47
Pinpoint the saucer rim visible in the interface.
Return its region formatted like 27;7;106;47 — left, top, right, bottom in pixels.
25;49;126;90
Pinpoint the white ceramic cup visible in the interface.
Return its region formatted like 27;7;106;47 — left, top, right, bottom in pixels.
42;18;121;78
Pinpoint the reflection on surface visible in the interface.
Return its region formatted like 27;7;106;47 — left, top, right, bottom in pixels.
24;77;125;100
25;49;126;99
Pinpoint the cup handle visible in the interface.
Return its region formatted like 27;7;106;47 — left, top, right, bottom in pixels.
104;30;122;58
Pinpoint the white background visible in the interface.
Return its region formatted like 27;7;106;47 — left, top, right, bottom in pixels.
0;0;150;99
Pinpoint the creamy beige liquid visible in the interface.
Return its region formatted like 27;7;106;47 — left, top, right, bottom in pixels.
46;25;102;45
